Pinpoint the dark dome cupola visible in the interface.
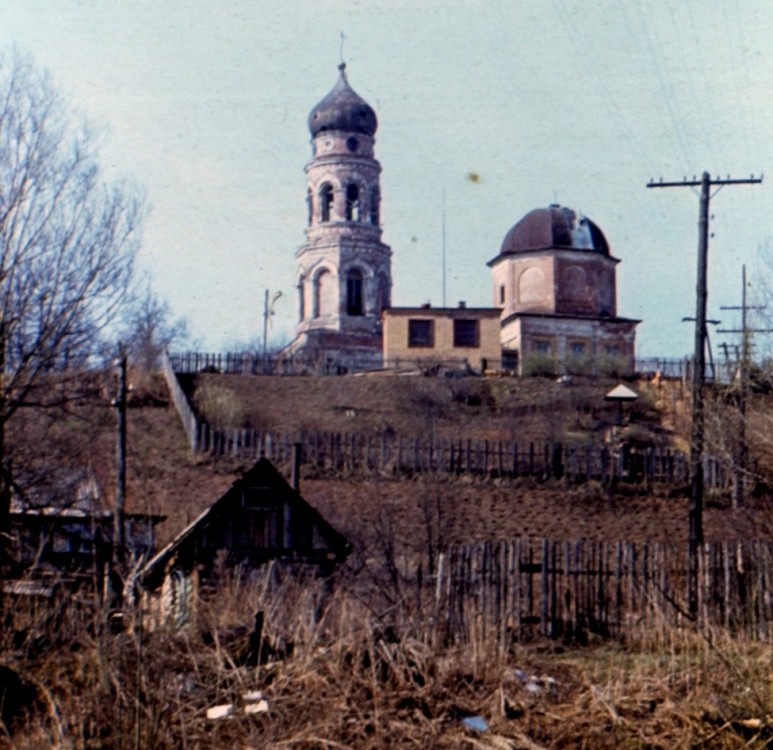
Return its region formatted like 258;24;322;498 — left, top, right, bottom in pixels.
499;205;610;257
308;63;378;137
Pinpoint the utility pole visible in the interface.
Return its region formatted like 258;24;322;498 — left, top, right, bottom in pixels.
647;171;762;617
262;289;283;373
441;189;447;307
719;265;771;507
114;350;127;564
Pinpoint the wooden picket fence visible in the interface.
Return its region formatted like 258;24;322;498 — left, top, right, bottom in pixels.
430;539;773;645
160;350;730;488
194;424;728;489
162;350;198;451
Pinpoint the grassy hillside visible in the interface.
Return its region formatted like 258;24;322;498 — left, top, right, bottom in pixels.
185;371;673;446
8;370;771;549
4;369;773;747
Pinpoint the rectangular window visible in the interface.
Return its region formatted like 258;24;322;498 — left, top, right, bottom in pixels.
534;339;551;354
453;319;479;348
570;342;586;356
604;345;621;356
499;285;506;305
408;319;434;348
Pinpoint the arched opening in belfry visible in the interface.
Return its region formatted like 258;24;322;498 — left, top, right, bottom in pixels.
370;186;380;225
314;269;335;318
346;269;364;316
345;183;361;222
319;183;334;223
306;189;313;226
297;275;306;321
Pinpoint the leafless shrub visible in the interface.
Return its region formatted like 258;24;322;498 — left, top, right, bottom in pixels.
195;382;245;429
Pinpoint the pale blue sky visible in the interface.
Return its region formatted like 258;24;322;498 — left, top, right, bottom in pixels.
2;1;772;357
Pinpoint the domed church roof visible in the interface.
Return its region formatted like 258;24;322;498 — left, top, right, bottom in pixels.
499;205;610;257
308;64;378;138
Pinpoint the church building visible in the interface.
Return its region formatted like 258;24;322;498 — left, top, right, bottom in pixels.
285;67;639;374
488;205;640;374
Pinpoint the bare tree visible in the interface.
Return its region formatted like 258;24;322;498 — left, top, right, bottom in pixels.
0;52;142;534
118;281;189;371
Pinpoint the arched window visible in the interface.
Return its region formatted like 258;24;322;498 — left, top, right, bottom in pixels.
311;268;338;318
370;187;380;225
297;276;305;321
319;183;334;223
346;269;363;316
306;189;313;226
345;184;361;221
518;266;546;304
563;266;587;301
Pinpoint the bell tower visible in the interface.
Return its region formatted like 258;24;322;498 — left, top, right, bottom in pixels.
294;64;392;347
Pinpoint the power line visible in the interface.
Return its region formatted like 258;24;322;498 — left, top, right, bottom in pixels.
718;265;772;507
647;171;763;618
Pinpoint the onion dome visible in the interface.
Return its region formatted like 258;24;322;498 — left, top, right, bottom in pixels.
499;205;610;256
308;64;378;137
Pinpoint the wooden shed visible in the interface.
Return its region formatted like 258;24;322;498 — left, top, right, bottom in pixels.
139;458;350;625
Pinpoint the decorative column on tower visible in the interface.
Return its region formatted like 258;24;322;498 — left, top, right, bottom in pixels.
289;64;392;358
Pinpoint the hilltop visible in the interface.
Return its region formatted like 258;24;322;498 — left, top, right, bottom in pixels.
9;368;771;550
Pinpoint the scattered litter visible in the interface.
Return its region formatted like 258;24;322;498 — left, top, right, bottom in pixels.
206;704;234;720
244;699;269;715
208;693;269;720
511;668;557;695
738;718;763;730
462;715;489;732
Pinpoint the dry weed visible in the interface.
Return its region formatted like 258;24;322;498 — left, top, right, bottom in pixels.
3;570;773;748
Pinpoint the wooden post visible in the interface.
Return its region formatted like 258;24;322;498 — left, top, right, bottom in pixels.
114;351;127;564
292;442;302;491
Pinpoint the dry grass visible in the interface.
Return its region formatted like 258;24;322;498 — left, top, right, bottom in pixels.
5;570;773;749
4;370;773;746
185;372;668;445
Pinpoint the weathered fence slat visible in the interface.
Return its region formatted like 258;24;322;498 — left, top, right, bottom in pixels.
433;538;773;646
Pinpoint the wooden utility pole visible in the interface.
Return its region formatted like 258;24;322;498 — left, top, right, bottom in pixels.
719;265;771;507
114;351;127;563
647;171;762;617
262;289;282;373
